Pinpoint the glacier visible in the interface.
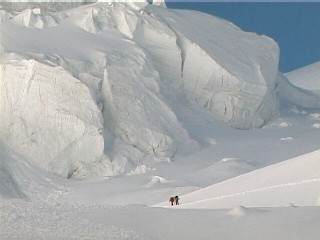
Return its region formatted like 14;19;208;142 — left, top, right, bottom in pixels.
1;1;320;179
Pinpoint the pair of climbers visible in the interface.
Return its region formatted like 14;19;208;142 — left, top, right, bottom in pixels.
169;196;179;206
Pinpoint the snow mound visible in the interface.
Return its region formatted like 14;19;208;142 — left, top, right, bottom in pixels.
276;72;320;109
226;206;248;217
227;205;267;217
145;176;168;188
156;150;320;209
313;123;320;129
285;61;320;91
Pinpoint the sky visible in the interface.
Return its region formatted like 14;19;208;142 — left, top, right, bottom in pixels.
166;1;320;73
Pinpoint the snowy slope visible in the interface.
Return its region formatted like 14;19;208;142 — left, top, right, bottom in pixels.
155;150;320;209
276;61;320;108
0;133;63;200
285;61;320;91
276;72;320;109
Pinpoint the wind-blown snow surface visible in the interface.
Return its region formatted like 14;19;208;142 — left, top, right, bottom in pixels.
1;2;320;240
155;150;320;209
285;61;320;91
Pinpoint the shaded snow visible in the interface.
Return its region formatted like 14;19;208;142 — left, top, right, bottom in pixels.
2;200;320;240
276;72;320;109
285;61;320;91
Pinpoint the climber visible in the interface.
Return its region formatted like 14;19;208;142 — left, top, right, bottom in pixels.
174;195;179;205
169;197;175;206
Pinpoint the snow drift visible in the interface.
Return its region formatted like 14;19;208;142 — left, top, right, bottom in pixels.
285;61;320;91
155;150;320;209
1;1;319;179
276;72;320;109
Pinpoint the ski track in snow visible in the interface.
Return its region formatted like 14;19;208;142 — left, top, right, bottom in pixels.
180;178;320;207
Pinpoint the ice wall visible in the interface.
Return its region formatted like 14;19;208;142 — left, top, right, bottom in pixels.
132;5;280;129
74;3;280;129
2;2;312;179
0;60;105;179
0;2;195;178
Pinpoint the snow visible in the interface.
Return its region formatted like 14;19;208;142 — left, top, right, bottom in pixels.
1;0;282;132
285;61;320;91
276;72;320;109
133;5;280;129
155;150;320;209
1;1;320;240
1;60;106;179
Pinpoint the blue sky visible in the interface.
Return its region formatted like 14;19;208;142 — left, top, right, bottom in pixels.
166;2;320;73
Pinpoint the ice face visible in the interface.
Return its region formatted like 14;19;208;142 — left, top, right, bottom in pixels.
3;2;318;179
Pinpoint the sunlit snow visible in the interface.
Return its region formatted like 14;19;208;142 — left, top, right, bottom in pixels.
1;1;320;240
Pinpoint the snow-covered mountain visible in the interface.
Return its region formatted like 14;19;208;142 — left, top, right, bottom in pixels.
1;1;320;180
1;2;320;240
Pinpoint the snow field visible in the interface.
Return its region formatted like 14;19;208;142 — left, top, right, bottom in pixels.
154;150;320;209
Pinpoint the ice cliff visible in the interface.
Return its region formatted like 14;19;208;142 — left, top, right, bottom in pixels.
1;60;105;179
1;1;319;179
